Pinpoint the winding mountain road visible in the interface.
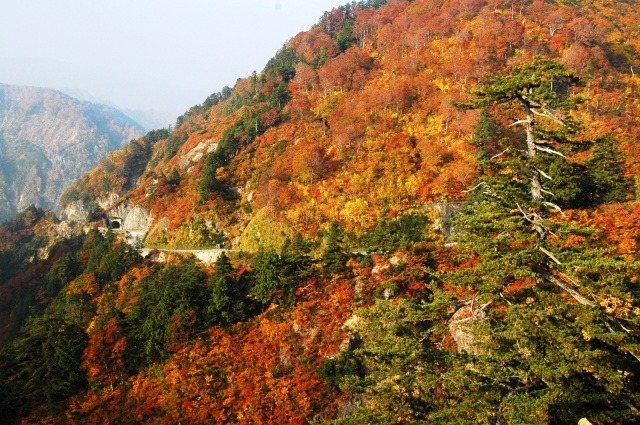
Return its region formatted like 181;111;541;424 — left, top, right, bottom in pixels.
138;248;229;265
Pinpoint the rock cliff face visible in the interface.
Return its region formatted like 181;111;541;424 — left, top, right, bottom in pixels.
420;202;462;243
59;193;120;223
0;84;144;222
107;202;153;231
59;200;90;222
61;194;153;232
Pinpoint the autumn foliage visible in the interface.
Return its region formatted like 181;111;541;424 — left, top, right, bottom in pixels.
3;0;640;423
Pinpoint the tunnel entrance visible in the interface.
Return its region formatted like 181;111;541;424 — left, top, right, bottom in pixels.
109;217;123;229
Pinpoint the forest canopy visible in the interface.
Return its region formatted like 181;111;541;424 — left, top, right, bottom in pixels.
2;0;640;423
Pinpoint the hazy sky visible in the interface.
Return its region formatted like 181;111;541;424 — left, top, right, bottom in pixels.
0;0;347;119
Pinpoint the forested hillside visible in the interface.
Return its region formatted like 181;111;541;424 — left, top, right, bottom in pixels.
1;0;639;423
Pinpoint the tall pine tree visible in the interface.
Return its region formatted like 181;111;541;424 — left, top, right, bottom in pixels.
208;252;248;326
442;57;640;423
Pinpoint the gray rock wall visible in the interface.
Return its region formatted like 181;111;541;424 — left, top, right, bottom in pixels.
108;202;153;231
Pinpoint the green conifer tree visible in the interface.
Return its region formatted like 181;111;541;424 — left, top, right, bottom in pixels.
2;315;87;413
321;222;349;275
209;252;247;326
198;151;224;203
588;134;633;204
127;259;209;367
469;107;505;166
249;247;283;307
441;57;640;423
324;56;639;425
279;233;314;303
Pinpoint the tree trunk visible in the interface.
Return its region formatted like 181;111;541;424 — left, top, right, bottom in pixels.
523;101;543;202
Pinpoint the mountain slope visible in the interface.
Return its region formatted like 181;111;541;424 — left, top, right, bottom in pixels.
61;0;640;249
0;84;144;221
3;0;640;423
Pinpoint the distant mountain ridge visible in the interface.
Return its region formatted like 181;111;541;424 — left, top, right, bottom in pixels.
0;83;144;221
59;87;176;130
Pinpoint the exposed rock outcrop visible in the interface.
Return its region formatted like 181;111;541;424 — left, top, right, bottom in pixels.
59;193;121;222
59;200;90;222
179;139;218;171
421;202;462;242
448;302;488;355
107;202;153;231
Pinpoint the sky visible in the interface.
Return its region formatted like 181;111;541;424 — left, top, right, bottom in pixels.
0;0;348;124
